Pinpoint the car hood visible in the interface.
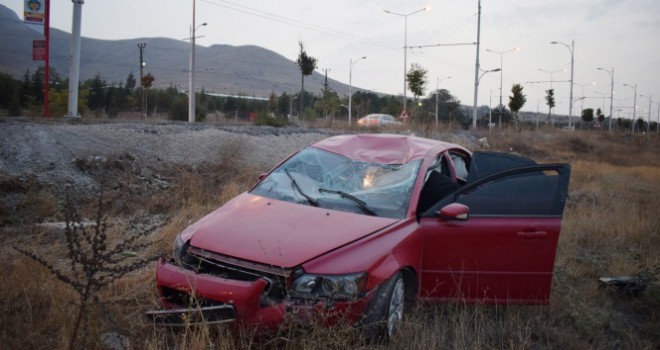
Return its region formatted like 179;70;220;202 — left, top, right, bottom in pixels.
182;193;398;268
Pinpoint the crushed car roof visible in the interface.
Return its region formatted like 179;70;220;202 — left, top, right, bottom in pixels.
311;134;464;164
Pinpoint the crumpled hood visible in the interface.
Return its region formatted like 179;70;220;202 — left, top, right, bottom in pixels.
181;193;398;268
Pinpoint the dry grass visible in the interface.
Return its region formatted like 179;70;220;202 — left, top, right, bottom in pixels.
1;126;659;349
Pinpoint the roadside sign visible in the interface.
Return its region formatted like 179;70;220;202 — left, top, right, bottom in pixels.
24;0;45;25
33;40;46;61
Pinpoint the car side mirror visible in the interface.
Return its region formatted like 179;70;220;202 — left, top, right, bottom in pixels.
437;203;469;221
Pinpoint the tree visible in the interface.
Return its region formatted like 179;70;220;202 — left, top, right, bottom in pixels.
581;108;594;123
596;108;605;124
508;83;527;127
125;72;136;91
296;41;317;119
545;89;555;125
141;73;154;117
406;63;428;120
406;63;428;103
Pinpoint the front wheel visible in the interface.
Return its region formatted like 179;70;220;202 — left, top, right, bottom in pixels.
361;271;405;343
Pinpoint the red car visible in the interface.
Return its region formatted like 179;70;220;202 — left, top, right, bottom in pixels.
147;134;570;339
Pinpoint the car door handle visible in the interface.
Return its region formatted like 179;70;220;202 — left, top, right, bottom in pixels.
517;231;547;238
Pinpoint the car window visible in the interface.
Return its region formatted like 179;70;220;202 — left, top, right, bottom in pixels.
251;147;422;219
455;169;564;216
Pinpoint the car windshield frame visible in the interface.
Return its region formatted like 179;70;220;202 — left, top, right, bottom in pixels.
251;147;422;219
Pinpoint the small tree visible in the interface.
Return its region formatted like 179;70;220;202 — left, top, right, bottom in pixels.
406;63;428;120
14;175;160;349
545;89;556;126
581;108;594;123
296;41;317;119
508;83;527;127
596;108;605;124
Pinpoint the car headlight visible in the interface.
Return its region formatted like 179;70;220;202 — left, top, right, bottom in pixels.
290;273;367;300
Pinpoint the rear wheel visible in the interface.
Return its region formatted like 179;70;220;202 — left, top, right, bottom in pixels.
361;271;405;342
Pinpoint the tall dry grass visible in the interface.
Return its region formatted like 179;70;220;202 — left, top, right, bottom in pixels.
1;127;658;349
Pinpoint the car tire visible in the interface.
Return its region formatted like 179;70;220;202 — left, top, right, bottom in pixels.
361;271;405;343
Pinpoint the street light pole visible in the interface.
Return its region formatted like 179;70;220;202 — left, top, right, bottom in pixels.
574;82;595;123
384;7;427;117
622;82;637;132
638;94;652;133
435;76;451;126
597;67;615;130
475;68;500;128
551;40;574;130
471;0;482;129
348;56;367;126
538;68;566;89
188;0;207;123
485;47;518;108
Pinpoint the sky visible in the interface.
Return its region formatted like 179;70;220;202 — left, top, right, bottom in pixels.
3;0;660;118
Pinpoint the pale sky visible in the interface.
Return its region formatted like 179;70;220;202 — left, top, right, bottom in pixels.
3;0;660;117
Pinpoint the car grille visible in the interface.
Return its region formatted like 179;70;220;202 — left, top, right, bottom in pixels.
176;246;289;303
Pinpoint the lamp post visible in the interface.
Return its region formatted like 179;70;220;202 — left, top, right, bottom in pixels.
622;83;637;132
638;94;652;133
538;68;566;89
551;40;575;130
594;91;609;117
597;67;615;130
435;76;451;126
574;82;595;118
474;68;500;128
188;0;207;123
485;47;518;108
384;7;428;116
348;56;367;126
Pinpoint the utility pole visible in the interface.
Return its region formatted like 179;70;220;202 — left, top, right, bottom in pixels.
471;0;482;129
322;68;330;90
67;0;84;118
138;43;147;117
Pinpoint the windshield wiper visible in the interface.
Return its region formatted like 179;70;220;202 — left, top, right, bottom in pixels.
318;188;376;216
284;168;319;207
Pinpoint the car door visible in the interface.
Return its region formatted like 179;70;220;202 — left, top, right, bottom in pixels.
419;161;571;304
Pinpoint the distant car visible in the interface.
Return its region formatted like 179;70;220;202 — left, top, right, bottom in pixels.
148;134;571;340
357;113;402;126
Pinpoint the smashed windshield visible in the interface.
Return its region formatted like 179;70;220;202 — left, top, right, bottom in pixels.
251;147;422;219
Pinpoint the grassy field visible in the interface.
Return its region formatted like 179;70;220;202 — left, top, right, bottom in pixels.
1;124;658;349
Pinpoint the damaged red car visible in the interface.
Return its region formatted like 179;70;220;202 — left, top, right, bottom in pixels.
147;134;570;339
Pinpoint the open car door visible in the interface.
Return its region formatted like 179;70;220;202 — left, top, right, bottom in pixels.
419;162;571;304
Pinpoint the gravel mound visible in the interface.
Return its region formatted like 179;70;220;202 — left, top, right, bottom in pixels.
0;119;330;201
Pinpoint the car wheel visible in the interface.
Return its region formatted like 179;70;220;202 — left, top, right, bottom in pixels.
361;271;405;343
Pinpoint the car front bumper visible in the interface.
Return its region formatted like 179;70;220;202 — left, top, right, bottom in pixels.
147;258;374;330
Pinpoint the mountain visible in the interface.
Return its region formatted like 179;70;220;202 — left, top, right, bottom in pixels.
0;4;350;97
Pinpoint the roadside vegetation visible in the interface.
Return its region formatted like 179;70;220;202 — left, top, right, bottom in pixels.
1;121;658;349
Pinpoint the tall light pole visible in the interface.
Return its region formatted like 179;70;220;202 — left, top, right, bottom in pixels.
138;43;147;118
67;0;84;118
551;40;575;130
435;76;451;126
485;47;519;107
471;0;482;129
188;0;207;123
384;7;428;117
538;68;566;89
474;68;500;128
622;83;637;132
597;67;615;130
638;94;652;133
348;56;367;126
594;91;609;116
574;82;595;116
